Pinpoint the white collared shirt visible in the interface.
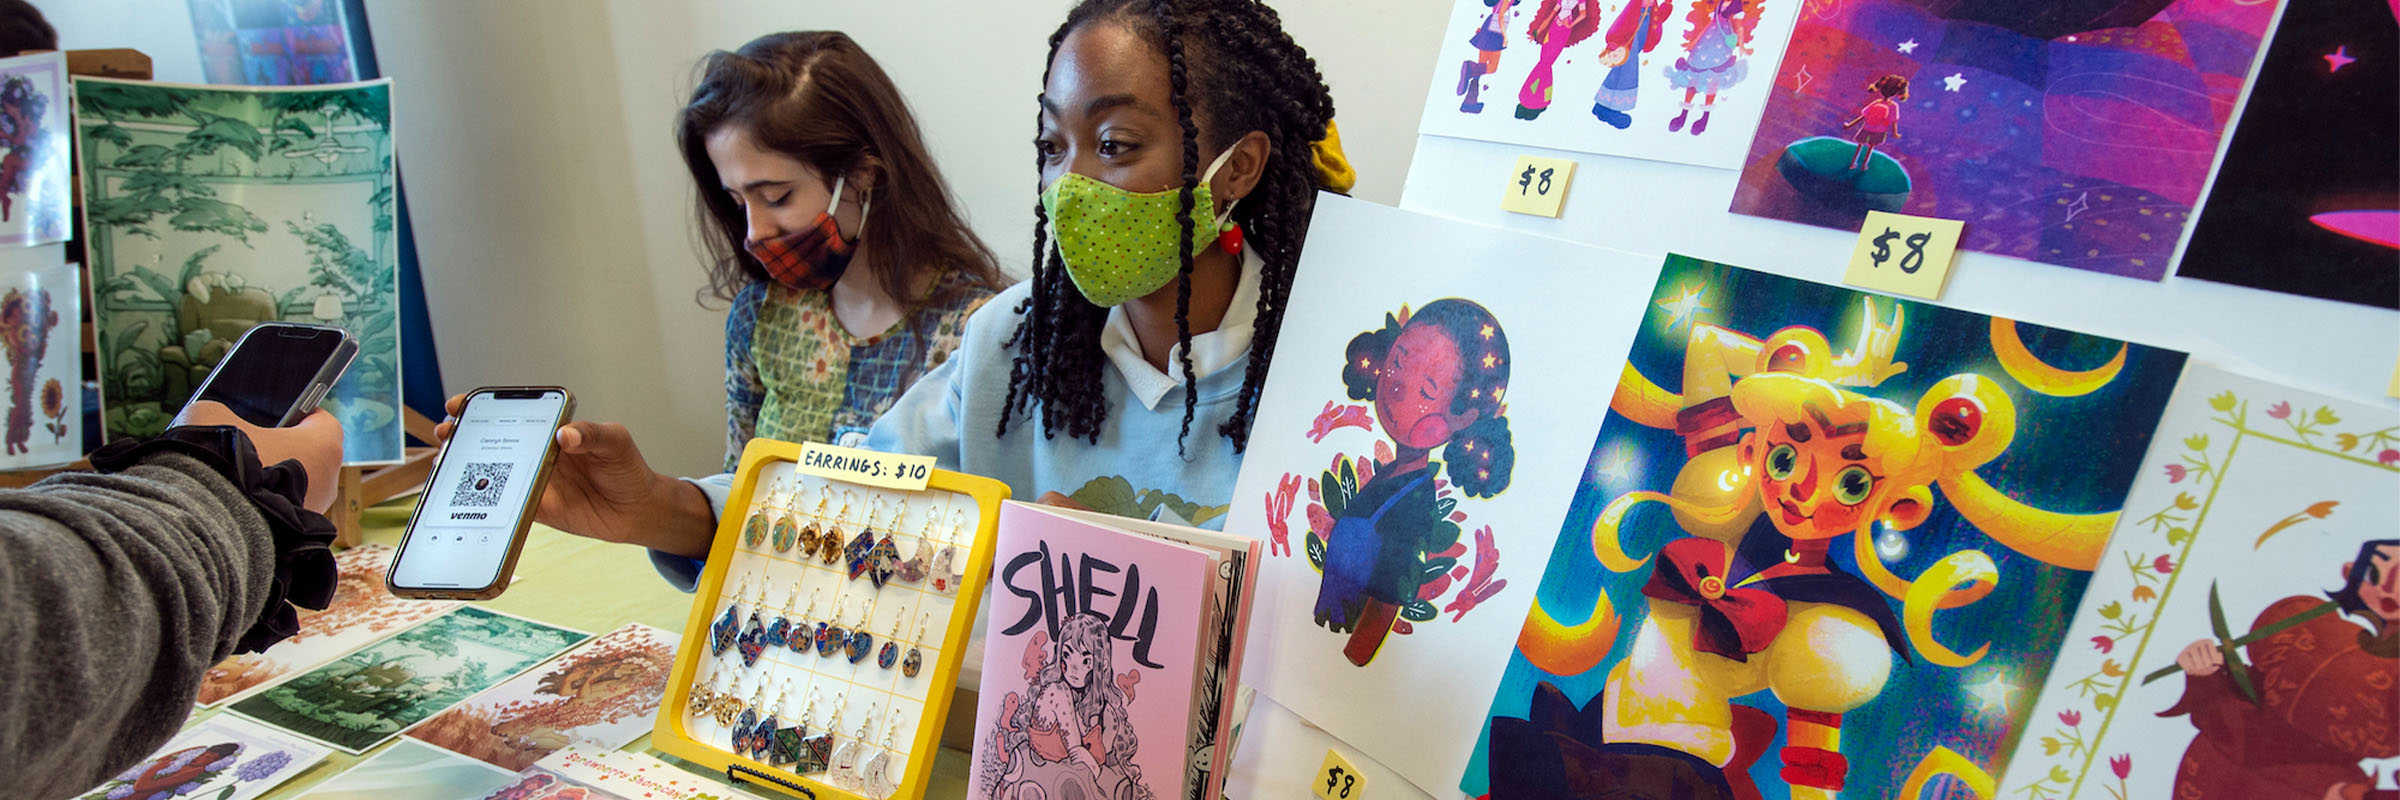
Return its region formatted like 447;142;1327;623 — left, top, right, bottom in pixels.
1098;248;1265;410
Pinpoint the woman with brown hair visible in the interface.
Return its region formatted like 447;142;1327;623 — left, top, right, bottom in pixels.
432;32;1004;589
683;31;1006;462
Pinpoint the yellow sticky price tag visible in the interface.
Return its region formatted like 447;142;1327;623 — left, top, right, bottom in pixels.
1843;211;1965;300
794;441;935;491
1500;155;1575;218
1313;748;1368;800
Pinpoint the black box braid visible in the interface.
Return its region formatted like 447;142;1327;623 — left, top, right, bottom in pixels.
1000;0;1338;456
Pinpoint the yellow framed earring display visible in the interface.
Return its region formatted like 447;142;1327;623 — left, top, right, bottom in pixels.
654;438;1006;800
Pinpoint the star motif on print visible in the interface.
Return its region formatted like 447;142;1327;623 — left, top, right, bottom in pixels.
2324;45;2356;73
1793;64;1814;92
1969;673;2018;717
2064;191;2091;222
1594;447;1634;484
1896;39;1919;54
1942;72;1967;92
1655;284;1713;333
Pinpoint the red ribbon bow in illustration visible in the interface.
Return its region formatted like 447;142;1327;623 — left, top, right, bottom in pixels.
1642;538;1788;662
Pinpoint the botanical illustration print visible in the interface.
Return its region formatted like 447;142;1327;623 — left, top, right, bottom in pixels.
73;76;402;461
1274;299;1517;667
1065;475;1228;529
230;606;588;753
405;623;678;772
197;543;459;707
1464;255;2184;799
0;252;79;467
187;0;361;86
1420;0;1805;169
0;52;69;246
1728;0;2273;279
292;739;515;800
2176;0;2398;309
75;714;332;800
978;616;1157;800
2001;367;2400;800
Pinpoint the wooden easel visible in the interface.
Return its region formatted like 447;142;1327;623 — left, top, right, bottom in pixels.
329;407;440;546
7;48;442;544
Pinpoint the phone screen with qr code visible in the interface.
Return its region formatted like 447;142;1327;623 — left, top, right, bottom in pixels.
390;389;569;594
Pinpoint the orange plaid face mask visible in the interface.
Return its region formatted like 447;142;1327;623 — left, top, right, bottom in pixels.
746;174;867;291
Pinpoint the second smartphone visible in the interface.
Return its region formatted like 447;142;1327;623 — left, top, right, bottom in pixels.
388;387;573;600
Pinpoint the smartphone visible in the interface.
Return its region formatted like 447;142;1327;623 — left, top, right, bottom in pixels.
185;322;359;427
388;387;574;600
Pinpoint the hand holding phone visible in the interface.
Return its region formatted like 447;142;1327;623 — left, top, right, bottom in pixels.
390;387;574;600
184;323;358;428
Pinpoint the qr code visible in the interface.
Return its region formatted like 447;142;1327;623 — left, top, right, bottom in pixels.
453;462;512;507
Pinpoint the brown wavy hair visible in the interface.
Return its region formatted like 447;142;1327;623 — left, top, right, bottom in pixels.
677;31;1002;307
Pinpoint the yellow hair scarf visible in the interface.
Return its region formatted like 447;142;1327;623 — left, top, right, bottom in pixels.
1311;119;1356;194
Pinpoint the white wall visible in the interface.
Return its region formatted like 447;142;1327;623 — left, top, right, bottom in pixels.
42;0;1453;476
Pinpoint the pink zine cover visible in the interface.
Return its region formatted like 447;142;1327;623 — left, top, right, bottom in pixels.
970;501;1213;800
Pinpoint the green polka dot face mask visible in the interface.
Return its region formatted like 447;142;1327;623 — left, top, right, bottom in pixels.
1040;148;1238;307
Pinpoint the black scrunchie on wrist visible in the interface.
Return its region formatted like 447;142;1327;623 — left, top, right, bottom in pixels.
88;426;339;654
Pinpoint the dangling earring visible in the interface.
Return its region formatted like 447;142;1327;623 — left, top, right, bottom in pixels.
929;508;965;594
740;685;784;760
863;715;904;798
1217;219;1245;256
711;576;750;656
800;700;842;775
895;512;931;585
771;483;803;553
876;614;902;670
902;613;929;678
845;500;881;580
822;492;855;566
742;480;776;550
798;493;828;561
817;600;850;658
764;583;798;649
830;703;876;789
736;585;770;668
770;685;812;767
687;669;721;720
792;590;821;654
866;501;901;588
845;604;876;665
712;676;748;728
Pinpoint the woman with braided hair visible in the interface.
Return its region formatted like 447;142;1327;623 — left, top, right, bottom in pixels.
865;0;1354;531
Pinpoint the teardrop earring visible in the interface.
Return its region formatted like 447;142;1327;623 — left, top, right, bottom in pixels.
798;493;828;561
741;479;777;550
875;614;903;670
791;589;820;654
770;483;803;553
764;583;798;649
816;599;850;658
822;492;855;566
866;502;901;588
844;604;876;665
929;508;964;594
902;612;929;678
739;685;784;760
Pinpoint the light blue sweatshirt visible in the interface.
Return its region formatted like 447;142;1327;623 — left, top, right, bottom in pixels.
652;255;1264;591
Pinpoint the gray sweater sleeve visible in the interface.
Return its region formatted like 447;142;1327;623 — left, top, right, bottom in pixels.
0;452;280;800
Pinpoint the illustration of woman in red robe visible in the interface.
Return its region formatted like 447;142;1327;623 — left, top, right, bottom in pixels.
2163;539;2400;800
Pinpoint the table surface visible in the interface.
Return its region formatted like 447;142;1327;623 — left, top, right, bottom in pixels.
214;496;974;799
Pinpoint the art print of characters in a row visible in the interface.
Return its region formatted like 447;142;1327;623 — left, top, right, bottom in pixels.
1447;0;1766;134
1462;255;2184;800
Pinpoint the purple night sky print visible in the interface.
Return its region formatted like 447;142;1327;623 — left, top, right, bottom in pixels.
1729;0;2274;280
